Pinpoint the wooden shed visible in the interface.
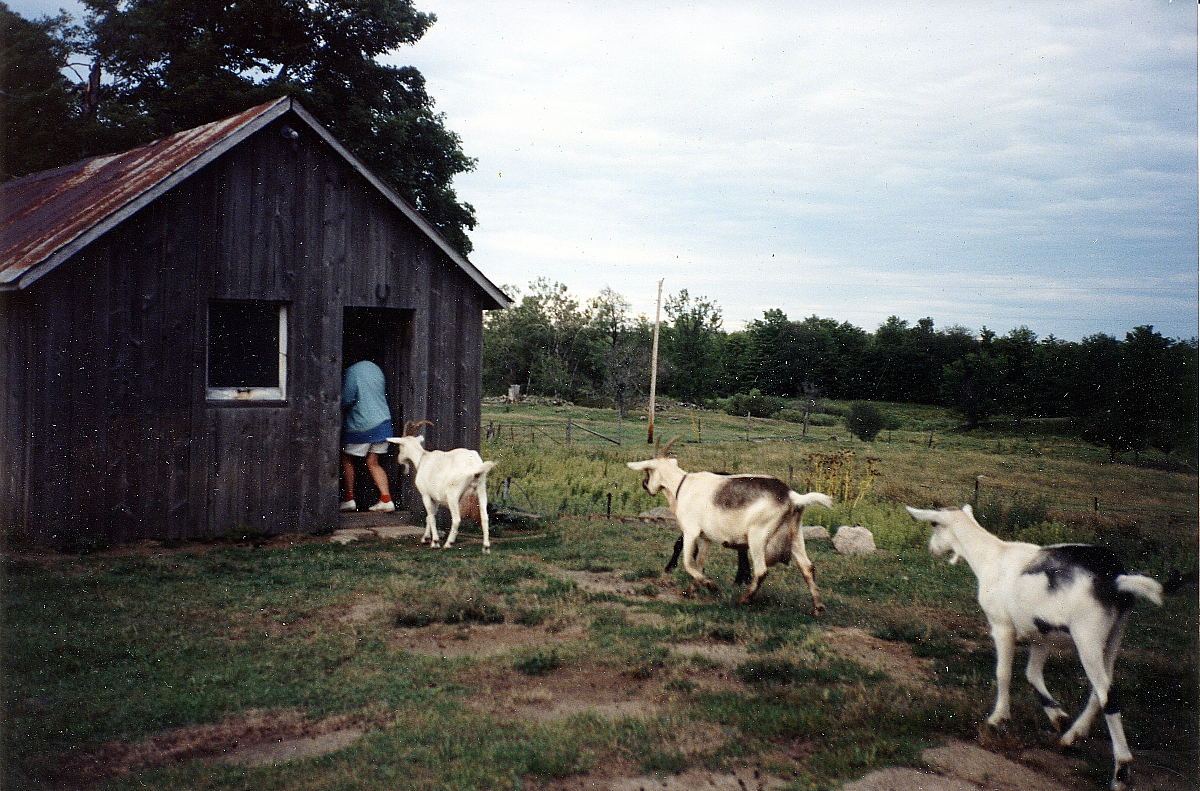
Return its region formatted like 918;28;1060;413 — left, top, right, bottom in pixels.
0;97;510;546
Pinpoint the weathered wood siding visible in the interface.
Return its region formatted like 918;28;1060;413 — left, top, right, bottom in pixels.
2;115;487;544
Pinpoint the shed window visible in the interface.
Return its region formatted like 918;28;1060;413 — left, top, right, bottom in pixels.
207;301;288;401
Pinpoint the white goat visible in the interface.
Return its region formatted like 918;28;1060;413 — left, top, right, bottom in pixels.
388;422;495;553
906;504;1162;791
627;439;832;612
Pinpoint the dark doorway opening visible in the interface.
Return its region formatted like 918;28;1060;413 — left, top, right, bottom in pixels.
340;307;412;512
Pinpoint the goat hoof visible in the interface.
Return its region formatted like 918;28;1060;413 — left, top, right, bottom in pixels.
1111;761;1131;791
482;546;491;554
812;604;826;616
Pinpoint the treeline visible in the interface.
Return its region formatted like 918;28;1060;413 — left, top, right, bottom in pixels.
483;280;1199;459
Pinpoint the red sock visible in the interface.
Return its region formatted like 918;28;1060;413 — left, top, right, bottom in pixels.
341;494;354;503
379;494;393;503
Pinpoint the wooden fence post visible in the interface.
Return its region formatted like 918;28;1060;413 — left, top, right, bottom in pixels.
566;418;573;445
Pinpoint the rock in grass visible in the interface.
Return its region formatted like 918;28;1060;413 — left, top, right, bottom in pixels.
801;525;829;540
833;525;876;555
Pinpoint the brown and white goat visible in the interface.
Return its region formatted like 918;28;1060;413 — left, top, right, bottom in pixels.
388;421;495;553
628;439;832;611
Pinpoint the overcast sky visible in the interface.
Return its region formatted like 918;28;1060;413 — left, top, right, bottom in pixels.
12;0;1199;340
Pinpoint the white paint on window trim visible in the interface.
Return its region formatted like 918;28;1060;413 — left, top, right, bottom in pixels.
206;303;289;402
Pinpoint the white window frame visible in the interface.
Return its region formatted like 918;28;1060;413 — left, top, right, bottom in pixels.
206;302;289;402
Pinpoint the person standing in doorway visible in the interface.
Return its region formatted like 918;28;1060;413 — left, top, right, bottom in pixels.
340;359;395;512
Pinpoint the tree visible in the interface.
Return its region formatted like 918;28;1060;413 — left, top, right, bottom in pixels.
662;289;723;403
0;5;84;178
1075;326;1200;458
941;350;1005;428
587;288;651;415
4;0;477;253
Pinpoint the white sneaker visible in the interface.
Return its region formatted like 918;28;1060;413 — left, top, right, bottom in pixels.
339;500;357;512
368;500;396;512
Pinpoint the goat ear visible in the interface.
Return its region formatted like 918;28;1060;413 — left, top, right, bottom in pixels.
905;506;939;523
626;460;650;470
386;437;402;444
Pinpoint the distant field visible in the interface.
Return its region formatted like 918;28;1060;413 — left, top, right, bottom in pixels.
480;400;1198;539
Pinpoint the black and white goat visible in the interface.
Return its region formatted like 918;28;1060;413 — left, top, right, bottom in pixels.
628;439;832;611
388;421;495;553
906;504;1162;791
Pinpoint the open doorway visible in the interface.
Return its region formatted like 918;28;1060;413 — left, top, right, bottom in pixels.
340;307;412;513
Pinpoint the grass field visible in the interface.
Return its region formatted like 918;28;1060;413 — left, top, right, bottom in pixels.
3;400;1196;790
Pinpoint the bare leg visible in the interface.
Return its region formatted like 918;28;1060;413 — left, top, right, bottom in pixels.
987;623;1016;726
340;453;356;501
364;452;390;499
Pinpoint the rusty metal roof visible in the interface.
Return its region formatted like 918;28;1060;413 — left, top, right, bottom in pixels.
0;98;288;291
0;97;510;308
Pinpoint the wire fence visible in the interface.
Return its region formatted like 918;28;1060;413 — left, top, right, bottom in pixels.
482;417;1198;526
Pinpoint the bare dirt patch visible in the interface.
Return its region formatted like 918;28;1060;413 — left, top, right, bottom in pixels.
542;768;787;791
820;626;935;687
552;567;686;602
338;597;393;623
465;661;667;722
846;738;1196;791
48;709;371;788
392;622;586;659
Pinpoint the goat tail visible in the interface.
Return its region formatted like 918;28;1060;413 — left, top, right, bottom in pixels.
790;491;834;511
1117;574;1164;606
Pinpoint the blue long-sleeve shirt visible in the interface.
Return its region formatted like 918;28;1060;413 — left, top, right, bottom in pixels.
341;361;393;443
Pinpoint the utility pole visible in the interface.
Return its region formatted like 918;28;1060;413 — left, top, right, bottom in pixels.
647;278;663;444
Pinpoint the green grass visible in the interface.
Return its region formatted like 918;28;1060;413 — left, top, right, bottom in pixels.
3;400;1197;790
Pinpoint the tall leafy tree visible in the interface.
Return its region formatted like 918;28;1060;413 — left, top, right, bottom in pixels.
587;288;651;415
4;0;477;253
662;289;723;403
941;349;1005;428
0;4;84;178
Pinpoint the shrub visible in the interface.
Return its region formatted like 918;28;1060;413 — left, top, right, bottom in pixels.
724;389;785;418
844;402;886;442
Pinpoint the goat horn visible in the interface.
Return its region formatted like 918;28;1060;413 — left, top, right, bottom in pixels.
404;420;433;436
657;435;682;458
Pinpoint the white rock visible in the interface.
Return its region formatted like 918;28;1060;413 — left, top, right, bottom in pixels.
833;525;876;555
801;525;829;540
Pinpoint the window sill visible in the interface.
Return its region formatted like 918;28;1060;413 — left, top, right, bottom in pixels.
206;400;289;408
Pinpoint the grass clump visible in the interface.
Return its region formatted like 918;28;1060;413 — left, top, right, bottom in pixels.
392;583;505;627
513;648;563;676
